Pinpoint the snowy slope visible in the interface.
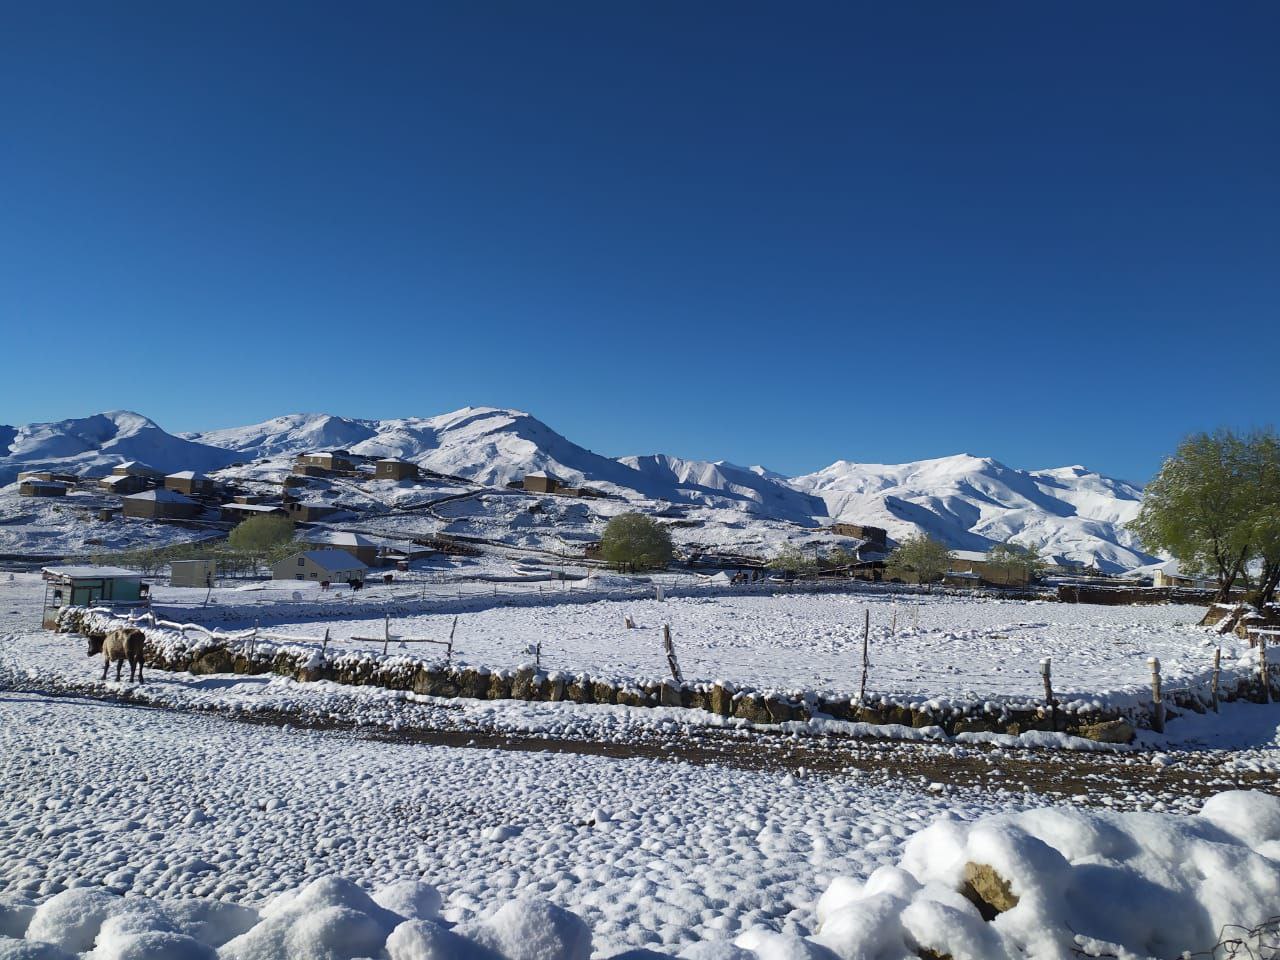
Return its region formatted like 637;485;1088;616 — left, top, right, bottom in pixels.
791;454;1153;572
0;411;239;485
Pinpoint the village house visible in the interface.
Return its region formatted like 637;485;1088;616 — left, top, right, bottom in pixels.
271;549;368;585
164;470;216;497
947;549;1032;587
18;470;79;484
293;451;356;474
99;474;152;496
374;458;420;481
298;530;381;566
284;500;340;523
122;488;202;520
522;471;559;494
113;461;166;481
41;565;147;628
830;523;889;549
1152;559;1216;590
19;479;68;498
220;501;288;522
170;558;217;588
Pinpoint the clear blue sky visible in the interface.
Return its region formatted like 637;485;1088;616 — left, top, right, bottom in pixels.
2;2;1276;483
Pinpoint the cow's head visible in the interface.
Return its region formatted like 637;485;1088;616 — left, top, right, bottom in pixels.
86;634;105;656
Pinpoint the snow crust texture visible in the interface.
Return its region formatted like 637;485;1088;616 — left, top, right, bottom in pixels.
4;784;1278;960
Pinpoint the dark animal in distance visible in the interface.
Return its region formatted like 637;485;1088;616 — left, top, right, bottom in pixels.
87;628;146;682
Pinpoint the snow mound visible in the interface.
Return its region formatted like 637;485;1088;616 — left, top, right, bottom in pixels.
816;789;1280;960
5;793;1278;960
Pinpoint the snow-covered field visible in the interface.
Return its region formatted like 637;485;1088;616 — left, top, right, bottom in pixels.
4;573;1280;958
140;581;1239;707
0;689;986;954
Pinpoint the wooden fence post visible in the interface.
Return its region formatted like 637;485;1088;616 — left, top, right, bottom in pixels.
1149;656;1165;733
249;622;258;660
1211;647;1221;713
321;627;330;659
382;614;390;656
1040;657;1056;730
447;615;457;662
859;608;870;703
663;624;683;682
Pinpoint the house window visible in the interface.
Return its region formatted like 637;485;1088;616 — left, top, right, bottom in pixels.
297;557;304;567
295;575;304;580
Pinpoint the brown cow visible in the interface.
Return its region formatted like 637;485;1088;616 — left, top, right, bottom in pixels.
88;627;146;682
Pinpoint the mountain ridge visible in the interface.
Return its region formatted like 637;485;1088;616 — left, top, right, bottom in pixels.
4;407;1155;570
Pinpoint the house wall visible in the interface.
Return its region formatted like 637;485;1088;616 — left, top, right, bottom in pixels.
523;476;557;494
123;499;201;520
271;555;365;582
171;559;217;588
19;482;66;497
375;461;419;481
165;477;211;496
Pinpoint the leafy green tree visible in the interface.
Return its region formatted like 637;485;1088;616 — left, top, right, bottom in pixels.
986;542;1044;585
885;534;952;586
1129;430;1256;603
228;515;295;553
600;513;674;572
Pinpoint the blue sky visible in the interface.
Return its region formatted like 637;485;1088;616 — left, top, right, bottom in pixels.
2;2;1276;483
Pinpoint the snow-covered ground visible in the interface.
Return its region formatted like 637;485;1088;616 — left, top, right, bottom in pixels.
135;579;1241;708
0;689;992;955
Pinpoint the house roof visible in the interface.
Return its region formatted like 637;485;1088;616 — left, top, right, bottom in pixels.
124;489;197;503
101;475;135;486
166;470;204;480
21;480;68;489
115;461;161;474
221;502;283;513
291;550;369;573
301;530;377;548
43;564;143;581
376;457;413;465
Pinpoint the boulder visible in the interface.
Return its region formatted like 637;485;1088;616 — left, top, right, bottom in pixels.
709;683;735;717
1077;718;1135;744
191;647;233;675
961;861;1018;921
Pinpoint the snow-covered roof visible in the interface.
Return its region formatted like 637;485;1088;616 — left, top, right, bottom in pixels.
100;475;134;486
300;531;377;547
124;489;197;503
221;502;283;513
165;470;204;480
43;565;142;580
114;460;161;474
376;457;412;465
293;550;369;573
950;550;989;562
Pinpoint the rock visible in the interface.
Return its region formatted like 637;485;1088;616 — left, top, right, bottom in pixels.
952;716;999;735
191;648;233;675
709;683;734;717
487;674;512;700
961;861;1018;920
566;675;593;703
659;680;684;708
733;694;772;724
457;668;490;700
510;667;536;700
1077;719;1135;744
591;679;617;704
763;695;794;723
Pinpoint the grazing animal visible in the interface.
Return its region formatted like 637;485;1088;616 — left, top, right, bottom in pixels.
88;628;146;682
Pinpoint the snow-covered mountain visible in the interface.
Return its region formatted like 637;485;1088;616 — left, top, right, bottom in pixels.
0;411;239;486
790;454;1153;572
4;407;1155;569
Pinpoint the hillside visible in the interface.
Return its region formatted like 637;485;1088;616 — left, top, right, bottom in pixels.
2;407;1155;569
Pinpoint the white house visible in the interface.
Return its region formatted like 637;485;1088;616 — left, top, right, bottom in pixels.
271;549;368;584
